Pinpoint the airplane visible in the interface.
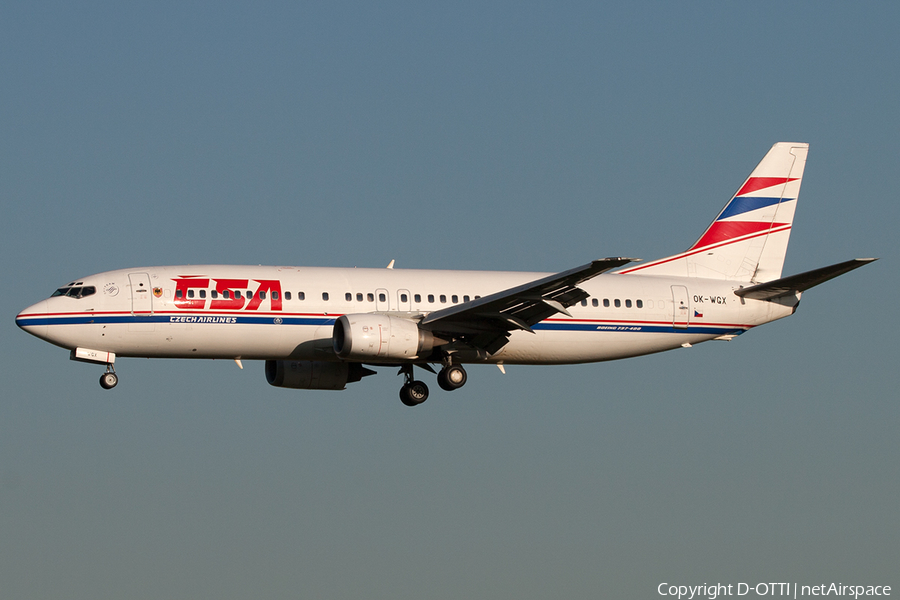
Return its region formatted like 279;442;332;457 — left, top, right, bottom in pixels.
16;142;876;406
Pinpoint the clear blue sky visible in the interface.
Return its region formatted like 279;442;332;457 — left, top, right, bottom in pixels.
2;2;897;598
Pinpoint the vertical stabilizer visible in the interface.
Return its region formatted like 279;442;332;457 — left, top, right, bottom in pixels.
621;142;808;282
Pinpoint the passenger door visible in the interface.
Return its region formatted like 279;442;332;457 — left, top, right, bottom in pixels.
128;272;153;316
671;285;690;329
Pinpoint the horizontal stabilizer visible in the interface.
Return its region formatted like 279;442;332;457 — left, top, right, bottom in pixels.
734;258;877;300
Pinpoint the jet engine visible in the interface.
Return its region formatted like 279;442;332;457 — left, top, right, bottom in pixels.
333;314;438;361
265;360;374;390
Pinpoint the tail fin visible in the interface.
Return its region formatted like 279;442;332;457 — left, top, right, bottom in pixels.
621;142;809;283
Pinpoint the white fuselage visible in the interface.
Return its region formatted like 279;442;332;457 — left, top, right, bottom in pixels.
16;265;797;365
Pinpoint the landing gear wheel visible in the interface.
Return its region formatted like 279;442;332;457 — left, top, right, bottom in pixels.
437;365;467;391
399;380;429;406
99;372;118;389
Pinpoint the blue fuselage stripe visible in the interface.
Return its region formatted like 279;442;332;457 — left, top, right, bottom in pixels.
16;315;337;327
17;314;744;336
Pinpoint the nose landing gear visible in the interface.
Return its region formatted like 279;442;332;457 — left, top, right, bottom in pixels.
99;364;118;389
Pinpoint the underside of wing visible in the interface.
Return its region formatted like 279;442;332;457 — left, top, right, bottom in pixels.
420;257;635;355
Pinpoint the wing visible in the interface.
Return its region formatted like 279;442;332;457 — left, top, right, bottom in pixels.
420;257;635;355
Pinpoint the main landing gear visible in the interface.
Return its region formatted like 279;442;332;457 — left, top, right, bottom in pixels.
437;365;467;391
99;364;118;389
398;364;429;407
399;379;429;407
398;363;468;407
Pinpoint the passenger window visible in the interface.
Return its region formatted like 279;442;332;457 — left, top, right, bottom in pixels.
379;292;386;302
451;295;458;303
212;290;219;299
439;294;446;303
188;290;195;298
614;299;621;308
625;299;632;308
345;293;352;302
176;289;183;299
322;292;329;301
246;291;253;299
592;298;598;307
367;293;374;302
636;299;643;308
428;294;435;303
199;290;206;299
283;291;290;300
259;291;266;300
271;291;278;300
357;293;363;302
223;290;230;299
604;299;609;307
235;291;242;299
581;299;587;306
474;295;481;300
463;295;470;302
414;294;421;303
400;293;408;303
298;292;305;301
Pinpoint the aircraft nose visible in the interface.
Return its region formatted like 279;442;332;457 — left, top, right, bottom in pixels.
16;300;49;340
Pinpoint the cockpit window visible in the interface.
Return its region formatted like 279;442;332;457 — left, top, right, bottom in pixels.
51;286;96;299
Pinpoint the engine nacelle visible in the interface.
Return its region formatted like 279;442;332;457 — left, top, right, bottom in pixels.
333;314;436;361
265;360;371;390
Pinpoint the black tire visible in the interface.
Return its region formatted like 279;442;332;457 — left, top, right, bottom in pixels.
437;365;467;391
399;384;417;406
400;380;429;406
99;372;118;389
437;370;451;391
